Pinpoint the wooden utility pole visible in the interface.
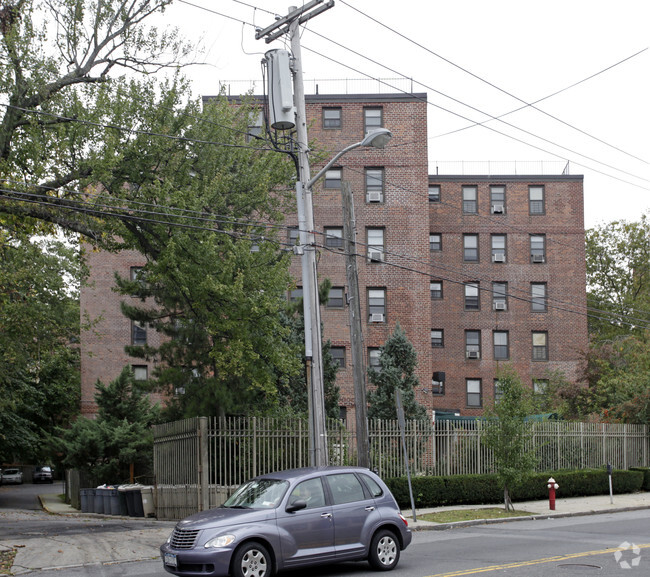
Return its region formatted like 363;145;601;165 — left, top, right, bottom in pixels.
342;181;369;468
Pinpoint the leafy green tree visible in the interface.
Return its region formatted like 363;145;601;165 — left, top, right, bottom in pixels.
60;367;159;483
481;366;537;510
0;232;81;463
586;216;650;341
367;323;426;421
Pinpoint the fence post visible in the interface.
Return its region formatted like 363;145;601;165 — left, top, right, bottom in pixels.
198;417;209;512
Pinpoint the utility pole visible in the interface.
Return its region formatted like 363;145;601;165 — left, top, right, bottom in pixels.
256;1;334;467
341;181;369;468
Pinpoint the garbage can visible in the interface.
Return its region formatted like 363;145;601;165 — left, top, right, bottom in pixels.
101;487;112;514
107;486;122;515
93;488;105;514
140;486;155;518
80;488;90;513
87;488;96;513
116;486;128;515
120;484;144;517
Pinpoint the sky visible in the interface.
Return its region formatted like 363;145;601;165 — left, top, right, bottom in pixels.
155;0;649;229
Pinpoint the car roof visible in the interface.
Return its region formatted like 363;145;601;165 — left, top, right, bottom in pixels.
258;466;373;482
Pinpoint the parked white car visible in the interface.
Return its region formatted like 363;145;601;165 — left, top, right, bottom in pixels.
1;468;23;485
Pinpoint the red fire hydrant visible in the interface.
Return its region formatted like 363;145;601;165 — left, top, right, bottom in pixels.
547;477;559;510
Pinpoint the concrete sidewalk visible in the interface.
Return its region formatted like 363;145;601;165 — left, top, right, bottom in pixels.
1;491;649;574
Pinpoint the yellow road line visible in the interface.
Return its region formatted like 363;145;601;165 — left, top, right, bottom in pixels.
426;543;650;576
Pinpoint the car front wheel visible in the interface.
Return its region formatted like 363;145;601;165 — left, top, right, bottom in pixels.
368;528;400;571
231;541;272;577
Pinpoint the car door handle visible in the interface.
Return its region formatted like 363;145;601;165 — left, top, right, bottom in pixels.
365;506;375;512
321;512;332;519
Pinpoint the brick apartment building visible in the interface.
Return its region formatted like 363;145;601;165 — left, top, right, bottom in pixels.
79;92;588;419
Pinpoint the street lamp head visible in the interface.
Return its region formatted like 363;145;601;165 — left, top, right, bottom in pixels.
361;128;392;149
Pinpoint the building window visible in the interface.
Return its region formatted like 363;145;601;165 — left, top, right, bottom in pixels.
365;168;384;202
364;107;383;134
429;233;442;251
431;329;444;348
492;282;507;311
330;346;346;368
491;234;506;263
132;321;147;346
494;379;504;403
490;185;505;213
324;168;342;189
430;281;443;299
323;107;342;129
367;228;385;262
431;373;444;395
533;379;549;395
288;227;300;246
467;379;482;407
368;288;386;323
324;227;343;249
464;282;480;310
465;330;481;359
530;234;546;263
532;331;548;361
246;111;264;142
529;185;545;215
368;348;381;372
463;234;479;262
531;283;547;312
289;287;303;302
429;185;441;203
493;331;509;360
132;365;148;381
462;186;478;213
327;287;345;308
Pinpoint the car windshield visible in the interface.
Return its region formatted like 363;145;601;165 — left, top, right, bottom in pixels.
4;469;19;475
223;478;289;509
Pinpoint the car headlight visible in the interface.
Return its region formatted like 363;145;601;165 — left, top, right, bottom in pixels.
204;534;236;548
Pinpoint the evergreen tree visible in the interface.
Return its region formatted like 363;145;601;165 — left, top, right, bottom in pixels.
367;323;426;421
60;367;159;484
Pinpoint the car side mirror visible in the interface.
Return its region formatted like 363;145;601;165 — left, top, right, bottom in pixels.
286;499;307;513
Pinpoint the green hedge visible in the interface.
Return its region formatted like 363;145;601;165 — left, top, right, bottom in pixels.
630;467;650;491
385;468;644;509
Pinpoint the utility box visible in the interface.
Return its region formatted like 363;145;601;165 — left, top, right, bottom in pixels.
265;49;295;130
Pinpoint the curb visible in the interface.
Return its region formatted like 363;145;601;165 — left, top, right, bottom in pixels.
409;504;650;531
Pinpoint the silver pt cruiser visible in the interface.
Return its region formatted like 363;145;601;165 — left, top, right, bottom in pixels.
161;466;412;577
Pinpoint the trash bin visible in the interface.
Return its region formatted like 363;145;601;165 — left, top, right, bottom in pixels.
117;486;128;515
140;486;155;518
101;487;112;514
87;488;96;513
120;484;144;517
93;487;105;514
80;488;90;513
107;486;122;515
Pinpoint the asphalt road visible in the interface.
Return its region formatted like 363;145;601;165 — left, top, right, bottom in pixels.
2;481;649;577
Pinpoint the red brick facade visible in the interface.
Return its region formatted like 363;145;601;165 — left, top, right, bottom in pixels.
80;93;587;419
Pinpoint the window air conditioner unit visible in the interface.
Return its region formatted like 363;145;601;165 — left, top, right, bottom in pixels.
369;251;384;262
467;350;480;359
492;253;506;263
370;313;385;323
492;204;504;214
368;191;382;202
493;300;507;310
532;254;545;263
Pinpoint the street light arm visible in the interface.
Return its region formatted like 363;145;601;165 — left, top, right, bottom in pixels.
307;128;392;189
307;141;363;189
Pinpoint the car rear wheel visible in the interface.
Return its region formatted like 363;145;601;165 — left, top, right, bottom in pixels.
231;541;272;577
368;528;400;571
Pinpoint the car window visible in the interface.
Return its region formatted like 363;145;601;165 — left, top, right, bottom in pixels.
288;478;326;509
325;473;366;505
359;473;384;498
223;478;288;509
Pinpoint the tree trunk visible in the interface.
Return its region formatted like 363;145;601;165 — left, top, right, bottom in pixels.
504;487;514;511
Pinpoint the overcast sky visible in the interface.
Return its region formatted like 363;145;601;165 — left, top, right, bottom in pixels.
157;0;649;229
